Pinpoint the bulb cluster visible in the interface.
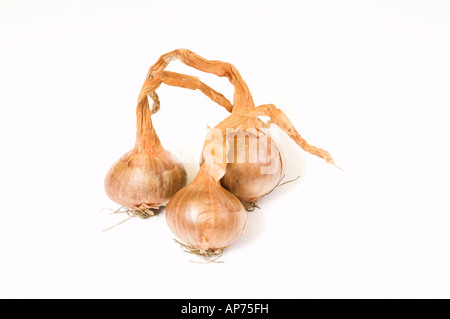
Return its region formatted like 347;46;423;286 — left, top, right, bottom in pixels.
104;49;338;261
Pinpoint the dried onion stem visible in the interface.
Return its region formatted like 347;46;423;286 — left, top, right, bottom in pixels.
141;48;339;204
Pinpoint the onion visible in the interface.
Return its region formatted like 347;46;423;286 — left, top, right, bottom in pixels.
165;129;247;261
218;124;286;203
211;104;337;206
105;97;187;215
165;167;247;253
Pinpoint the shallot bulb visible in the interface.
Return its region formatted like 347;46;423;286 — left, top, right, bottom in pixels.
104;147;187;211
218;124;286;203
165;167;247;253
165;129;247;259
105;97;187;214
210;105;336;205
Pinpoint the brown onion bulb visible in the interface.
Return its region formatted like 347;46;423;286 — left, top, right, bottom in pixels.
166;131;246;255
220;126;286;203
165;167;247;252
105;147;187;210
105;97;187;211
200;113;287;204
207;107;335;205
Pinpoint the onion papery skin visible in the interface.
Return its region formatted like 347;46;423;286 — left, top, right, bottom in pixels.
220;128;285;202
105;147;187;209
165;169;247;250
201;114;286;203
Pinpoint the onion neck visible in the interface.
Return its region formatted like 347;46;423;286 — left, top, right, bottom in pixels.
134;98;162;152
194;166;221;185
228;64;255;113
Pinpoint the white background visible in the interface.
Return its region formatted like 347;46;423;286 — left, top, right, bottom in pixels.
1;0;450;298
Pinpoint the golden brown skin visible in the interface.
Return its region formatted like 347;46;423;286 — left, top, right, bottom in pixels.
201;114;286;203
105;94;187;210
105;148;187;209
166;168;247;250
220;128;285;202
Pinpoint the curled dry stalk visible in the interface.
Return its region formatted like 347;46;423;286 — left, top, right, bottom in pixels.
142;50;341;193
102;206;163;232
142;49;340;169
239;104;343;171
137;69;234;115
173;239;224;264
